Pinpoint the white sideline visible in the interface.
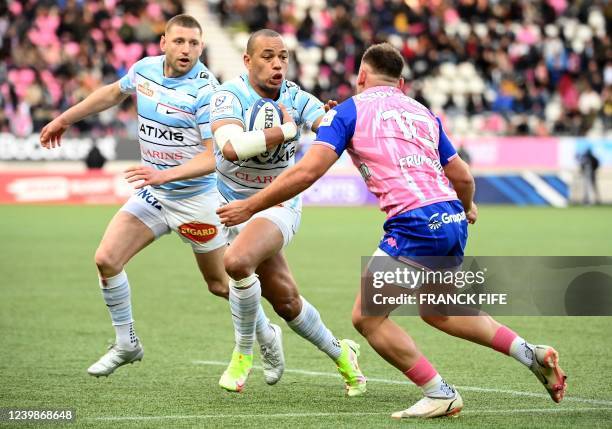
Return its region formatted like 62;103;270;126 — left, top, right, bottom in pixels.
88;408;612;422
193;359;612;407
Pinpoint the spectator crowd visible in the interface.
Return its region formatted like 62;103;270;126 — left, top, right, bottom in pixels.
213;0;612;137
0;0;183;137
1;0;611;138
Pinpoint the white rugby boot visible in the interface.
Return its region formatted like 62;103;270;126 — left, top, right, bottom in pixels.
392;391;463;419
87;339;144;377
530;345;567;403
259;323;285;385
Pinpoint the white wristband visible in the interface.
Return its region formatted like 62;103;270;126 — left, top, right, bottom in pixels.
280;122;297;142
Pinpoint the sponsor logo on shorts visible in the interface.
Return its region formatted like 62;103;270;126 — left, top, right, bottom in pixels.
179;222;218;243
428;213;442;230
428;211;466;230
136;188;162;210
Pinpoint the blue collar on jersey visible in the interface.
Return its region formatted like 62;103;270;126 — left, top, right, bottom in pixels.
240;73;286;101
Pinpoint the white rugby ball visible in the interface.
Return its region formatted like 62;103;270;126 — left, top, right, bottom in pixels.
247;98;283;131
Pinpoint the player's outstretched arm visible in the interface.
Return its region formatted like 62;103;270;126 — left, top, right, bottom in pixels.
40;82;128;149
217;145;338;226
213;103;297;162
124;139;216;188
443;156;477;223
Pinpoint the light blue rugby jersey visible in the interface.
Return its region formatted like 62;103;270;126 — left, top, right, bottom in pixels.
209;74;324;203
119;55;218;200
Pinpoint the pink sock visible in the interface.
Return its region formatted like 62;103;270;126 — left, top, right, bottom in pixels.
404;355;438;386
491;326;518;355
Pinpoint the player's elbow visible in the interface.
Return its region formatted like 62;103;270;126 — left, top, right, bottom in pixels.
452;173;474;188
297;168;320;186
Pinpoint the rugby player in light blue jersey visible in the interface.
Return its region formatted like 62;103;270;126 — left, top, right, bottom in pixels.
140;29;367;395
39;15;280;379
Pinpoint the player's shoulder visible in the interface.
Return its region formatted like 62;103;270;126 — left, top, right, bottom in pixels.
131;55;164;74
191;62;219;87
216;75;249;97
282;78;304;95
319;97;356;128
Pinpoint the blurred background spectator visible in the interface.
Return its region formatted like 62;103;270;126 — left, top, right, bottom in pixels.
0;0;184;137
210;0;611;137
1;0;610;139
578;147;601;204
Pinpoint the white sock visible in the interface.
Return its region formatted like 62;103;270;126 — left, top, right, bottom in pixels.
422;374;456;399
229;275;261;355
99;270;137;349
255;306;276;345
287;296;342;361
509;337;535;367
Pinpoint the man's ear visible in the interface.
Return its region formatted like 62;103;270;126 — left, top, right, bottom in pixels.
357;67;367;86
160;35;166;53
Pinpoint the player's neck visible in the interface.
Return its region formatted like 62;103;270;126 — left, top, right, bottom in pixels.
163;61;189;79
249;76;280;100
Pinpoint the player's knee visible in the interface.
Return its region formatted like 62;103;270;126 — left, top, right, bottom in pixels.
206;279;229;299
223;252;254;280
352;310;370;335
94;248;123;278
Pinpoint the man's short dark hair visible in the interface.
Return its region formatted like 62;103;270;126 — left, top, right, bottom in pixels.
246;29;283;55
165;14;202;36
362;43;404;79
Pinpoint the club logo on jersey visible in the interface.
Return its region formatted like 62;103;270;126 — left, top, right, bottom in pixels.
178;222;218;243
137;82;154;97
428;213;442;230
136;188;162;210
319;109;337;127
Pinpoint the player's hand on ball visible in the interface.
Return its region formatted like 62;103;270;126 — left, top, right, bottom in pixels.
324;99;338;112
40;117;70;149
124;166;169;189
217;200;254;227
467;202;478;224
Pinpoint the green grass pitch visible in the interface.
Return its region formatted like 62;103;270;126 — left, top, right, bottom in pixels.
0;205;611;428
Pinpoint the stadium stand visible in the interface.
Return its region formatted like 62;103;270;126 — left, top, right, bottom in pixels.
209;0;611;137
0;0;184;137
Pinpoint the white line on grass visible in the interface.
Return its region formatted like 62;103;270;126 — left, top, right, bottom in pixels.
193;359;612;407
89;408;612;422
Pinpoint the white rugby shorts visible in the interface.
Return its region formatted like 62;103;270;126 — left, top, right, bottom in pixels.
218;193;301;248
120;186;227;253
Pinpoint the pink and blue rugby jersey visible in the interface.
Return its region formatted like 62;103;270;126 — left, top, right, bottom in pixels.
315;86;458;219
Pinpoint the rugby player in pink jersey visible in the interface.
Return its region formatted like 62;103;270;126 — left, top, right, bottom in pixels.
217;43;567;418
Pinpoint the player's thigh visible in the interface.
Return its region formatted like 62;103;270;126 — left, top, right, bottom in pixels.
194;246;229;298
226;218;285;273
96;210;157;268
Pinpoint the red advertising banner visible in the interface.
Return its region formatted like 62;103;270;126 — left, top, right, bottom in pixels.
0;171;132;204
